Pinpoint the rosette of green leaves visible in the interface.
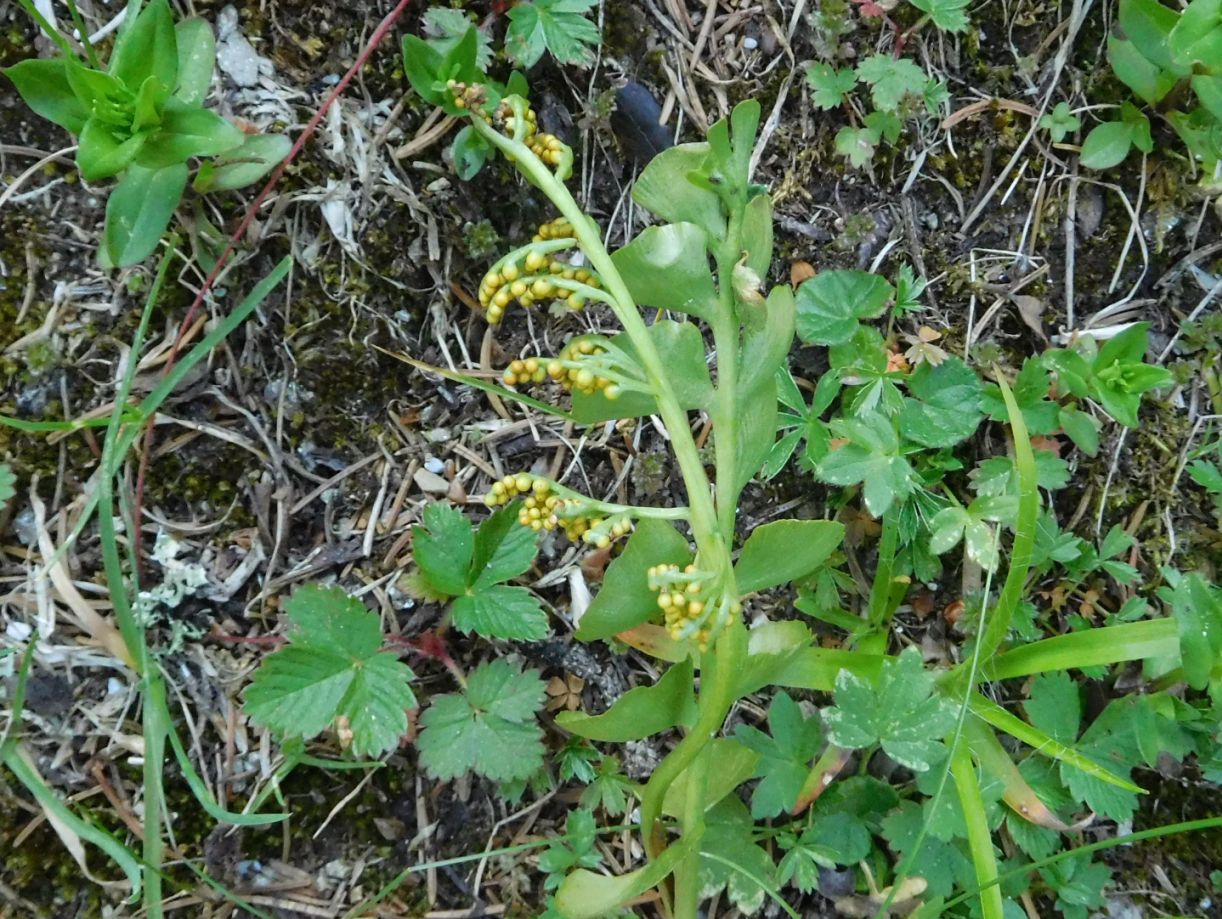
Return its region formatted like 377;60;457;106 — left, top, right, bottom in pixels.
1085;0;1222;181
1042;322;1172;428
4;0;290;266
402;21;530;180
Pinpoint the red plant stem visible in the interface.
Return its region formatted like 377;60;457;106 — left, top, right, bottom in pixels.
131;0;414;581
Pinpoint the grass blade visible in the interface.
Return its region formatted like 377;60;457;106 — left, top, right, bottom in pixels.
951;742;1005;919
985;619;1178;680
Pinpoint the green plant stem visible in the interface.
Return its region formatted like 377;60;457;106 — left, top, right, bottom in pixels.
951;743;1004;919
970;374;1037;667
469;116;726;573
672;748;710;917
141;673;170;916
470;110;750;919
97;248;173;917
710;212;744;543
865;511;899;630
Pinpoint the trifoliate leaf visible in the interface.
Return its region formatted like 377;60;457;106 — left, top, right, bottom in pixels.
823;646;956;771
899;356;984;447
854;54;929;112
506;0;600;68
806;62;857;109
245;585;416;758
413;503;545;641
451;583;548;640
733;692;825;818
471;503;539;588
417;659;545;783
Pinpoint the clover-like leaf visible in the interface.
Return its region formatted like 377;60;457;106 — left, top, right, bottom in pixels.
416;658;546;783
244;585;416;759
823;646;956;771
505;0;600;68
817;411;917;517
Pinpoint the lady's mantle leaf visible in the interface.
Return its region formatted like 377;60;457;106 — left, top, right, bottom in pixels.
823;647;955;771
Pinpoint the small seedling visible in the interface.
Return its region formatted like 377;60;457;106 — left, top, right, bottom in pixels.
4;0;290;266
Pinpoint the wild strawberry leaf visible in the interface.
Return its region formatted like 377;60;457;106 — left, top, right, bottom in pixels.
244;585;416;758
899;356;985;448
506;0;600;68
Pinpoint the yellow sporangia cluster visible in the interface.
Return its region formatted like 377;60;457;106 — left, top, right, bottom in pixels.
497;100;568;167
478;248;600;325
533;217;574;242
483;473;631;547
648;565;741;650
650;563;711;646
502;339;622;399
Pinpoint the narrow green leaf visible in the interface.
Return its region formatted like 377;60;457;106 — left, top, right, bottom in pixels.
985;619;1179;680
174;18;216;105
971;696;1147;794
193;133;292;193
3;58;89;133
79;119;149;181
109;0;178;91
102;162;187;267
136;101;244;167
951;742;1006;919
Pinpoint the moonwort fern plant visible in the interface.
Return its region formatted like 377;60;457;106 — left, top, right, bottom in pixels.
4;0;290;266
403;28;1222;919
